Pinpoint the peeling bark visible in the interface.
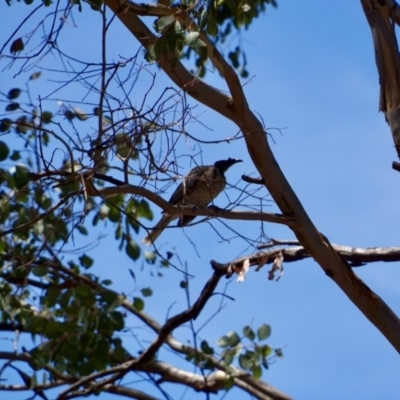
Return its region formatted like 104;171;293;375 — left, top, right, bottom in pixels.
361;0;400;157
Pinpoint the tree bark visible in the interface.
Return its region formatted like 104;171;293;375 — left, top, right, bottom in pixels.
361;0;400;158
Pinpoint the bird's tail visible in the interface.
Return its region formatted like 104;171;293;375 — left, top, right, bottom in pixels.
142;214;175;246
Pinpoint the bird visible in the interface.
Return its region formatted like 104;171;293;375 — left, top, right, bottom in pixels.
142;158;242;246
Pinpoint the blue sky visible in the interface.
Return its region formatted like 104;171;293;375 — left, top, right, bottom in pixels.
1;0;400;399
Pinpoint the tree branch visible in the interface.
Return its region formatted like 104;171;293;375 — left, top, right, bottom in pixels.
105;0;400;354
89;180;292;226
361;0;400;157
211;242;400;274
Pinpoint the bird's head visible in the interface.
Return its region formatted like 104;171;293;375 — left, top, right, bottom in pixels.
214;158;243;172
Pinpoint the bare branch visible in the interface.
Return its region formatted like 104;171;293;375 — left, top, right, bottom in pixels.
89;179;292;226
241;174;265;185
105;0;400;354
211;243;400;274
131;267;225;365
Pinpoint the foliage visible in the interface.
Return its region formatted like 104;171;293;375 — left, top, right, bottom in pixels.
0;0;282;396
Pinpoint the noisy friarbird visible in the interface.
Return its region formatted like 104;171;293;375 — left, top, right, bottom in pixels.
142;158;242;246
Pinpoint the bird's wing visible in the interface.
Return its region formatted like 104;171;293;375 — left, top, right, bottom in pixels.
168;166;207;205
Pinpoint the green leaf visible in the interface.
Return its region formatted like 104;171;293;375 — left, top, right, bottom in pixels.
229;48;240;68
154;15;175;32
200;340;214;355
223;349;234;365
32;266;48;277
224;375;235;390
217;331;240;348
239;353;253;370
8;88;21;100
173;20;182;33
126;239;140;261
257;323;271;340
0;142;10;162
110;311;125;331
192;38;208;61
115;223;123;240
64;110;75;121
100;290;119;307
145;45;157;63
252;364;262;380
75;283;93;299
13;165;30;189
108;205;121;222
240;67;249;79
243;325;255;341
79;254;94;269
129;269;136;282
77;225;88;235
10;150;21;161
0;119;12;132
43;286;60;308
217;335;230;348
259;344;272;357
137;199;153;220
45;319;64;339
179;280;188;289
185;31;200;45
144;251;156;264
141;287;153;297
133;297;144;311
89;0;103;10
15;116;30;133
33;220;44;235
207;13;218;36
261;353;269;369
6;103;19;111
41;111;52;124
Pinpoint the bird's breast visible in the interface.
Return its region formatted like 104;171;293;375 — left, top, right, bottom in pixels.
183;176;226;206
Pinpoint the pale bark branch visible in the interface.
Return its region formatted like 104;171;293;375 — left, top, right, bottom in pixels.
105;0;400;353
212;242;400;273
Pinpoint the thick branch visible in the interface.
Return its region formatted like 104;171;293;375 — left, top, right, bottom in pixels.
105;0;400;353
103;386;159;400
131;268;225;365
212;242;400;272
92;182;291;226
